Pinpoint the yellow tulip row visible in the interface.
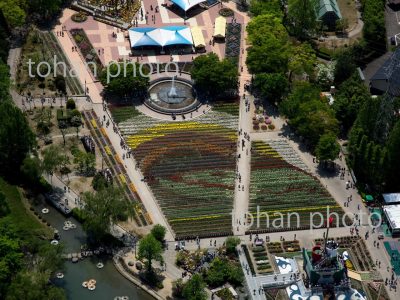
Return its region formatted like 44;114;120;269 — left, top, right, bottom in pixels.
170;214;222;223
104;145;112;155
119;174;126;184
254;205;342;216
91;119;97;129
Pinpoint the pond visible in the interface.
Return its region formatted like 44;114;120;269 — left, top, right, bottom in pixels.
39;204;154;300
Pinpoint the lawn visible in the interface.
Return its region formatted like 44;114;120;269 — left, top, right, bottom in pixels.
0;178;52;239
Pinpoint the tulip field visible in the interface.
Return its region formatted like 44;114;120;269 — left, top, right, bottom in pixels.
119;111;238;239
248;141;346;233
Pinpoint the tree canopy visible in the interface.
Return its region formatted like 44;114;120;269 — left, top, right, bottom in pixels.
315;133;340;161
0;60;11;101
0;101;35;180
246;14;290;74
249;0;283;17
182;274;207;300
287;0;317;39
138;233;163;273
332;73;371;133
150;224;167;243
100;62;150;98
82;187;134;241
191;53;238;99
280;83;339;151
253;72;287;102
225;236;241;255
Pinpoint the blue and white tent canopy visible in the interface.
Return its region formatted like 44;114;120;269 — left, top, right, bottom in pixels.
128;26;194;48
170;0;206;11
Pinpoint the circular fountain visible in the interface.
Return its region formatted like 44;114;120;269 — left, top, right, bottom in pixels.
145;76;200;114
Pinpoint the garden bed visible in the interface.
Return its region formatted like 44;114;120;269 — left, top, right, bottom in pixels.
119;112;239;239
248;141;347;233
225;23;241;65
70;28;103;78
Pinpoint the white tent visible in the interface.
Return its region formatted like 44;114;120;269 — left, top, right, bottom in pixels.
214;16;226;39
191;26;205;48
128;26;194;48
170;0;206;11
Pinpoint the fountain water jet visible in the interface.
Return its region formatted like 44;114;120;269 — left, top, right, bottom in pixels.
168;76;178;98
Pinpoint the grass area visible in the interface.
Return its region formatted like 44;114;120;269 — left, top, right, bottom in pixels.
109;106;141;124
0;178;52;239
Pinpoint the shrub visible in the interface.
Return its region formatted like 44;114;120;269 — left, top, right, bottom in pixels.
54;75;66;93
69;109;81;118
72;207;86;223
225;236;240;255
66;99;76;110
268;124;275;130
219;8;234;17
253;125;260;130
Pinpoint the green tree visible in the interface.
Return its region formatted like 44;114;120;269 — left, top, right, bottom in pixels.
27;0;64;22
74;150;95;175
91;172;108;191
333;49;357;85
249;0;282;17
362;0;386;53
191;53;238;99
20;156;42;186
225;236;241;255
41;145;64;180
172;278;185;298
287;0;317;39
205;257;244;288
150;224;166;243
100;62;149;98
332;73;371;132
82;187;134;240
291;99;339;149
70;115;82;137
386;121;400;189
0;60;10;101
66;98;76;110
0;192;10;217
0;223;23;296
315;133;340;161
0;101;35;180
5;271;66;300
279;82;320;119
253;72;288;102
246;14;290;74
0;0;26;27
137;233;163;273
288;43;317;80
182;274;207;300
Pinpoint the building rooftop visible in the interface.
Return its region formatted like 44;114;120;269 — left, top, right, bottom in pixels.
383;204;400;231
315;0;342;19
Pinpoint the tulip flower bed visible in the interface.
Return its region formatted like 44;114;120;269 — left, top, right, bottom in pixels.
119;111;238;239
248;141;346;233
